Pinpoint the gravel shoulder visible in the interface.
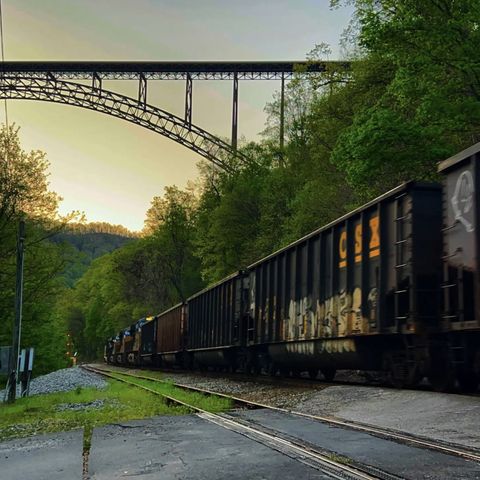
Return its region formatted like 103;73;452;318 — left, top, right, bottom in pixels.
0;367;107;400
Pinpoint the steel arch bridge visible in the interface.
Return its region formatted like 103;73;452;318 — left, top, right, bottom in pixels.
0;61;346;171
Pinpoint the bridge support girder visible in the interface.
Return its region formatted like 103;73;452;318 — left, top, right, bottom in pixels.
280;72;285;152
231;72;238;151
185;73;193;129
138;73;147;108
92;72;102;90
0;76;244;171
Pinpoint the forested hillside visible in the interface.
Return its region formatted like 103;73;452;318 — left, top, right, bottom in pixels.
2;0;480;370
51;226;136;286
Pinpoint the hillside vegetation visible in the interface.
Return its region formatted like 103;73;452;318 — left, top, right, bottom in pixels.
51;228;135;287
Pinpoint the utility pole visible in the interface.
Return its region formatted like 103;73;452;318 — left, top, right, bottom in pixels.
6;219;25;403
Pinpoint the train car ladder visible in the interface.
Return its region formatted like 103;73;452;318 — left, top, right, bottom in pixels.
394;194;411;331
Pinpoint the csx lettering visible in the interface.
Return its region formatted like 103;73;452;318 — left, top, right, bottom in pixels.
339;230;347;268
369;215;380;257
338;217;379;268
355;223;362;262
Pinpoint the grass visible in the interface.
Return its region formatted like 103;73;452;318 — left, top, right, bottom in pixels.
0;379;190;442
111;372;233;413
326;452;352;465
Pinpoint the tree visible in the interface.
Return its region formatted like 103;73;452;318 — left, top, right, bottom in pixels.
0;125;75;374
144;184;203;301
0;126;61;233
330;0;480;196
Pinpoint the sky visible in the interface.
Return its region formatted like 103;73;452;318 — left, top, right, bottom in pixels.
3;0;353;231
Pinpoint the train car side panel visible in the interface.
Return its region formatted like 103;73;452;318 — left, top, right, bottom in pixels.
140;317;157;365
247;182;443;381
156;303;185;366
187;272;249;368
438;144;480;390
439;146;480;330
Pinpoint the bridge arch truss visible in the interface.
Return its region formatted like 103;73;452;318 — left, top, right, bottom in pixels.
0;61;343;170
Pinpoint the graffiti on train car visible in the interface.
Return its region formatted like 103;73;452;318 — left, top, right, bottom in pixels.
452;169;475;233
282;286;378;341
283;337;357;356
316;289;368;337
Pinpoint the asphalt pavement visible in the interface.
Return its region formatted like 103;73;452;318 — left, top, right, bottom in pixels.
0;430;83;480
88;414;330;479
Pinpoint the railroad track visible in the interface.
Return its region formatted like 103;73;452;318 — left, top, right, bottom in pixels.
83;364;402;480
83;364;480;477
115;364;385;390
88;364;480;462
98;362;480;396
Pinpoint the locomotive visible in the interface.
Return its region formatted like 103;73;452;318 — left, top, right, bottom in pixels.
105;143;480;392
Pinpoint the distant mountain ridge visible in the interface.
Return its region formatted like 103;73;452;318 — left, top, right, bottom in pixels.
62;221;140;238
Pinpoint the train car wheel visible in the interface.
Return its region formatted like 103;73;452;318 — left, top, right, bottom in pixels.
388;362;421;389
267;362;277;377
321;367;336;382
428;369;455;392
291;368;302;378
457;371;479;393
308;368;318;380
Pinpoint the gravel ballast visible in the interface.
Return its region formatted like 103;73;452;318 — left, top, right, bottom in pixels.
0;367;107;400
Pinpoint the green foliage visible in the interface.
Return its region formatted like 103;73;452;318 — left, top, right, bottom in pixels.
0;126;78;375
51;231;134;287
2;231;72;378
330;0;480;196
64;186;205;358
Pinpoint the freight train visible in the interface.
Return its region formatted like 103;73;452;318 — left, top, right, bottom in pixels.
105;143;480;392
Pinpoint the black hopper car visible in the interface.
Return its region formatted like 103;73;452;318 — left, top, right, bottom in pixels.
105;144;480;392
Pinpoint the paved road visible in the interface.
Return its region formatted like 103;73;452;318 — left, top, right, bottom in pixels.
1;411;479;479
88;414;330;479
0;430;83;480
230;408;480;480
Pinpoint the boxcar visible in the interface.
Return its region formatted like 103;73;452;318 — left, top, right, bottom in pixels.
186;271;249;369
246;182;443;386
156;303;186;367
437;143;480;391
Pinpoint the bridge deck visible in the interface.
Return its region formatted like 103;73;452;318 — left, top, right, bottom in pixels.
0;60;348;80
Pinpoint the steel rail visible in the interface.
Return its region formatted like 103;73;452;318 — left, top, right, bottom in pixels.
83;365;387;480
88;364;480;464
